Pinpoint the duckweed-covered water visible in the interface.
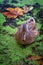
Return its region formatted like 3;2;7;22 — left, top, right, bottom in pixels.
0;0;43;65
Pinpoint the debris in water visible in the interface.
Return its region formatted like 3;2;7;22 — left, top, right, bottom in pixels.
23;6;33;13
2;7;24;18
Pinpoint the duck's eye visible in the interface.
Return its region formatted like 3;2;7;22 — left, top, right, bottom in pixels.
30;19;33;22
28;19;33;23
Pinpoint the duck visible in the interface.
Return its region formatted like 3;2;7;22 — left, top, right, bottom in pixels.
15;17;38;45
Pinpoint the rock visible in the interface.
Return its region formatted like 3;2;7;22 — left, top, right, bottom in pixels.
15;17;38;45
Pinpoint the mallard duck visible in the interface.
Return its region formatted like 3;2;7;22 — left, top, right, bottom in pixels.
15;17;38;45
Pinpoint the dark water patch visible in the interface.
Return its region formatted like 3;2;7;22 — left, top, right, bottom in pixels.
33;3;40;9
28;11;33;16
35;18;43;24
40;58;43;61
3;18;20;28
3;4;16;8
0;4;6;12
3;18;13;26
3;0;9;4
3;22;9;26
1;29;8;34
17;15;29;21
36;9;43;24
40;29;43;35
35;44;40;47
32;47;36;52
40;19;43;24
36;38;43;42
18;18;24;21
8;34;14;37
37;9;43;19
32;47;40;55
20;45;27;49
11;0;18;3
26;13;29;16
18;16;25;19
9;22;20;28
8;18;20;27
19;6;23;9
0;51;7;54
0;4;16;12
37;50;43;56
2;30;6;32
32;46;42;55
40;25;43;35
17;16;25;21
0;4;3;7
